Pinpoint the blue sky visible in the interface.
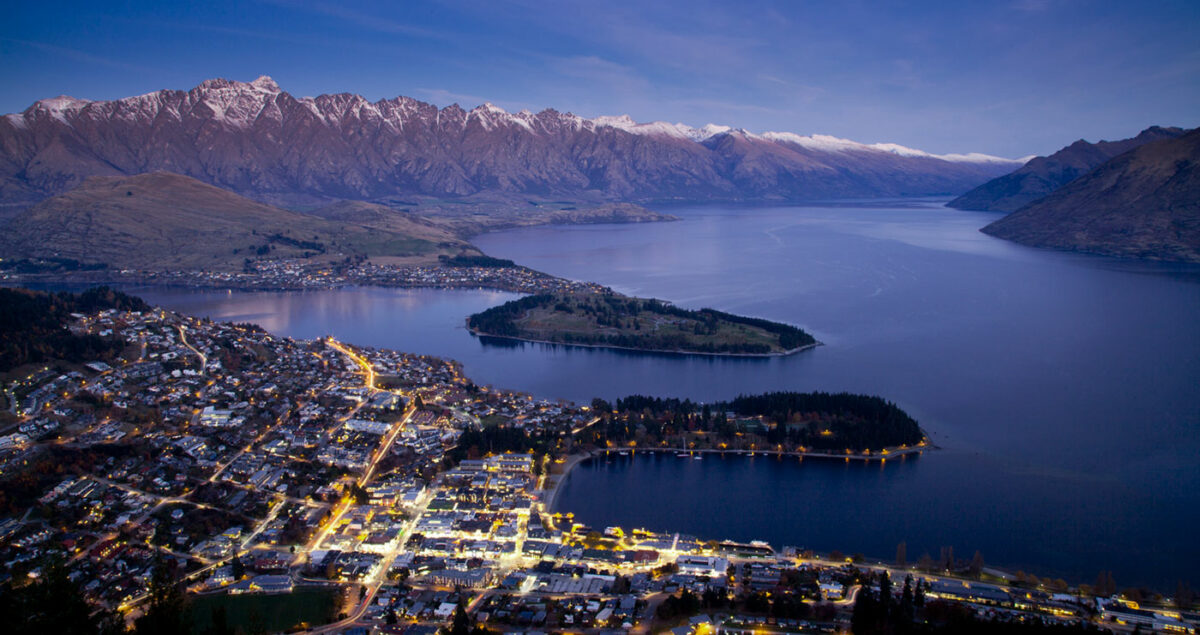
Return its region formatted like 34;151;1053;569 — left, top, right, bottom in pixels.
3;0;1198;157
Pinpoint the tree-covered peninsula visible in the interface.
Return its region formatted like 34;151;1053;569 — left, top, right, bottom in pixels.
588;391;927;454
467;293;816;356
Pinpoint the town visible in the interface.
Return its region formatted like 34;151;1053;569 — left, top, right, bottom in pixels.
1;303;1197;634
0;256;612;297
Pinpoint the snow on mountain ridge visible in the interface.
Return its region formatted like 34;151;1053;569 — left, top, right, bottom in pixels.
762;132;1021;164
6;77;1022;163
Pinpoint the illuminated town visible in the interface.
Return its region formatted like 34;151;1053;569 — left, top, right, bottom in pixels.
2;304;1193;634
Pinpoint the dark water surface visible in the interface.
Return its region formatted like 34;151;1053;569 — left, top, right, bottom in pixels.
90;200;1200;588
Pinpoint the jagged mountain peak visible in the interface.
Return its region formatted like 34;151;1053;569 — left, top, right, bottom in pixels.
249;75;281;93
0;76;1025;206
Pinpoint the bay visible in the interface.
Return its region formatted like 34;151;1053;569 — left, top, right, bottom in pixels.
83;199;1200;589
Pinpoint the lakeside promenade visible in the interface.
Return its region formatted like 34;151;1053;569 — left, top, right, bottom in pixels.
540;443;930;513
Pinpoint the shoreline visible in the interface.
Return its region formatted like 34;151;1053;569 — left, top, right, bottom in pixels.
468;327;821;358
592;445;930;461
0;272;574;297
541;449;597;513
543;443;929;513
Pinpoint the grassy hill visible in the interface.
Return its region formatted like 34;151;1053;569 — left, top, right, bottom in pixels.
0;172;474;271
468;293;816;355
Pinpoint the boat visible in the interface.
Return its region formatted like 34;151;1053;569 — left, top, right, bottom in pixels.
693;455;703;460
676;452;689;458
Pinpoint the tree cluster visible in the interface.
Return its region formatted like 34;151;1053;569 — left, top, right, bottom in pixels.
439;254;517;268
589;391;924;452
0;286;148;371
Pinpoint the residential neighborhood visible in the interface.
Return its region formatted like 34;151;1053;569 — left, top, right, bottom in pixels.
1;305;1196;634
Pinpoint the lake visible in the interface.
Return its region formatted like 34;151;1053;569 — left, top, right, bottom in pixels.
105;199;1200;589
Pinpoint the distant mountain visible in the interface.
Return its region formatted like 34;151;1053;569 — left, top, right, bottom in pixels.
981;128;1200;262
0;172;475;270
0;76;1023;207
948;126;1186;212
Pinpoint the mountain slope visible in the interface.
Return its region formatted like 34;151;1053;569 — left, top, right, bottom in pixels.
0;76;1023;207
981;128;1200;262
0;172;471;270
948;126;1186;212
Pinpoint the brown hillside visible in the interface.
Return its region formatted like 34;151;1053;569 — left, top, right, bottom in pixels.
0;172;462;270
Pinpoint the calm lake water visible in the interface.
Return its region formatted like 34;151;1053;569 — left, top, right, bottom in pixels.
84;199;1200;589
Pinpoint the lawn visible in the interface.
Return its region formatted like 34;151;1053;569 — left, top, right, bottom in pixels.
189;586;342;634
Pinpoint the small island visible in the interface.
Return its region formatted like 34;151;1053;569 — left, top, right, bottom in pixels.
467;292;817;356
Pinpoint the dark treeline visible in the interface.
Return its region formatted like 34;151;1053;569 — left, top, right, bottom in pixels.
447;426;550;476
594;391;924;452
0;257;109;273
851;572;1103;634
727;392;922;450
0;558;126;635
0;286;149;372
439;254;518;268
267;232;325;252
467;294;553;337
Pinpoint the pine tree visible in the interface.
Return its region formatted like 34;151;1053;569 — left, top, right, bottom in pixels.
969;550;985;577
451;602;471;635
1;558;109;635
898;575;916;627
879;571;892;616
134;557;189;635
202;606;233;635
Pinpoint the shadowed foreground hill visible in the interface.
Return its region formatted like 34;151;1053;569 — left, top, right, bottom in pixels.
0;172;471;270
948;126;1186;212
0;286;146;372
981;128;1200;262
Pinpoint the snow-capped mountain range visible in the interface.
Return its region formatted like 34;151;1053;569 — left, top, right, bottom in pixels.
0;76;1027;206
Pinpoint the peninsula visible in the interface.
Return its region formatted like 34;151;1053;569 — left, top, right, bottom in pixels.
466;292;817;356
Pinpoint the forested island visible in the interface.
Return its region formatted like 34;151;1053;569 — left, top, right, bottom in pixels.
467;293;816;356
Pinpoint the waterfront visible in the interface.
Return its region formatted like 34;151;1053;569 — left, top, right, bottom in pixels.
93;199;1200;589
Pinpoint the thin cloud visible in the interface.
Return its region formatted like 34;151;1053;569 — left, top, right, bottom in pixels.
2;37;155;73
547;55;651;94
415;88;488;107
262;0;453;41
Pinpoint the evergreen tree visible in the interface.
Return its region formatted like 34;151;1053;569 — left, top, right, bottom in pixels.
850;586;880;635
898;575;916;629
134;557;189;635
451;602;471;635
0;558;114;635
880;571;893;613
201;606;233;635
970;550;985;577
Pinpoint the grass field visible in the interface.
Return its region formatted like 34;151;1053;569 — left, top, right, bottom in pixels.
189;587;342;634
